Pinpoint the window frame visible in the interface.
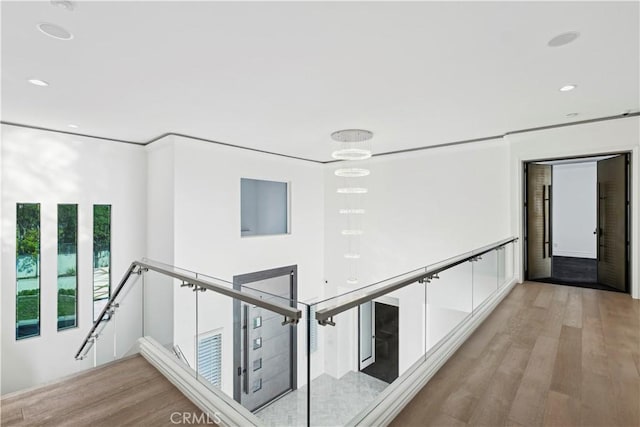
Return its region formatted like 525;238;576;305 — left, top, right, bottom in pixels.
16;203;41;340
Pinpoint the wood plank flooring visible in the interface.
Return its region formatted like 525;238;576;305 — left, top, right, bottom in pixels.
1;356;208;426
391;282;640;427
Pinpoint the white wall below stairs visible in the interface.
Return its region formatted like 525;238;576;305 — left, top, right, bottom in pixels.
0;125;147;394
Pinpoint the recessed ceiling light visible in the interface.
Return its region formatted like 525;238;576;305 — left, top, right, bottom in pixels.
68;124;79;129
559;84;576;92
37;22;73;40
331;129;373;143
51;0;75;11
28;78;49;87
548;31;580;47
566;113;579;117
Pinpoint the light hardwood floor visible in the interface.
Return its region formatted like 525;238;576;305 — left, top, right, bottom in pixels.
1;355;209;426
391;282;640;427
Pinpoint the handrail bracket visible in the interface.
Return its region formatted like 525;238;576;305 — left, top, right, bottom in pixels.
281;316;299;326
318;317;336;327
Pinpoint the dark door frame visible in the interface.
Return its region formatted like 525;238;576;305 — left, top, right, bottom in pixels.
358;299;399;382
523;163;553;280
522;152;631;292
232;265;298;410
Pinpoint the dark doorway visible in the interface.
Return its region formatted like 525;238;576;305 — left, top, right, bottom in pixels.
524;154;630;293
360;302;398;384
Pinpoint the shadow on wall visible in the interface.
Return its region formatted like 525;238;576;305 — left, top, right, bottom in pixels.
1;127;132;393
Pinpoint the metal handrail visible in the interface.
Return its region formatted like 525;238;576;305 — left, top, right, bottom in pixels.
75;259;302;360
315;237;518;324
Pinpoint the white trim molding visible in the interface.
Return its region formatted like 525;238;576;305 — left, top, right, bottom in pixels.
139;336;263;427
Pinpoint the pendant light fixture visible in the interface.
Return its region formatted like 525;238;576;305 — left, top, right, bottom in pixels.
331;129;373;286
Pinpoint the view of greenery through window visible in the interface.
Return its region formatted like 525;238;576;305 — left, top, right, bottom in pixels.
93;205;111;320
58;204;78;330
16;203;40;339
16;203;113;338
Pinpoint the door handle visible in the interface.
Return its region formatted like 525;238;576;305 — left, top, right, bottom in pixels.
542;185;550;258
243;305;249;394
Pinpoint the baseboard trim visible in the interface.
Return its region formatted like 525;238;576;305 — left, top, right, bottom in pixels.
139;336;262;427
350;278;520;427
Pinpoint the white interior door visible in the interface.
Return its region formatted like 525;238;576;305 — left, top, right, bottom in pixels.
359;301;375;370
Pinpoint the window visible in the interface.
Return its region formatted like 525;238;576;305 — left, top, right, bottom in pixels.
16;203;40;339
240;178;289;236
253;358;262;372
253;337;262;350
58;204;78;330
253;316;262;329
93;205;111;320
198;332;222;388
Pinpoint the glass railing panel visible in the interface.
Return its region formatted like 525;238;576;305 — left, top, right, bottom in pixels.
93;315;115;366
310;279;425;426
195;282;309;425
140;258;236;291
472;249;498;311
78;266;144;365
502;242;515;287
310;249;476;316
159;274;198;372
248;303;310;427
497;245;506;288
109;270;144;360
310;267;426;313
426;260;473;352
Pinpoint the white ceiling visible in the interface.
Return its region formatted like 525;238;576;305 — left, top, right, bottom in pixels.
2;1;638;161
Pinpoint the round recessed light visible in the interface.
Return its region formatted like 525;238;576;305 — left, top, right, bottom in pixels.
68;124;79;129
346;278;359;285
51;0;75;11
548;31;580;47
331;129;373;143
37;22;73;40
559;84;576;92
566;113;579;118
344;253;361;259
28;78;49;87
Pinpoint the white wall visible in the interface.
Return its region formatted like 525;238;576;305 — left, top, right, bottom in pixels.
323;138;512;378
3;115;636;397
145;137;176;345
507;116;640;298
552;162;597;258
157;135;326;397
1;125;147;393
